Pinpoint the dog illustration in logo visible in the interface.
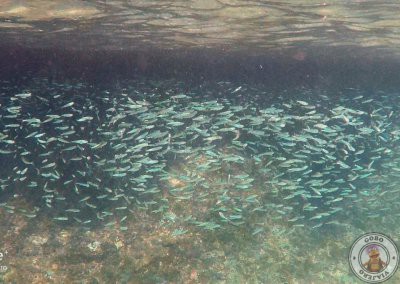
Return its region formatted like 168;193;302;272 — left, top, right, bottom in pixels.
363;245;387;272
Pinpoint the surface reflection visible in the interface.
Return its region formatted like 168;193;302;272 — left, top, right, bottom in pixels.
0;0;398;52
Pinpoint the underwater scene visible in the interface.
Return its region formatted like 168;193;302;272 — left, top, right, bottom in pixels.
1;0;400;283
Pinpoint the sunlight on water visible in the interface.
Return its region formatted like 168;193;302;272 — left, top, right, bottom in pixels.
0;0;399;53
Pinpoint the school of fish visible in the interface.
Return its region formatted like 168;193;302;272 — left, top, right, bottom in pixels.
1;79;399;233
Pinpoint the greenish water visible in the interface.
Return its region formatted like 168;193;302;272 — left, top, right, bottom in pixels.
1;1;400;283
0;78;400;282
